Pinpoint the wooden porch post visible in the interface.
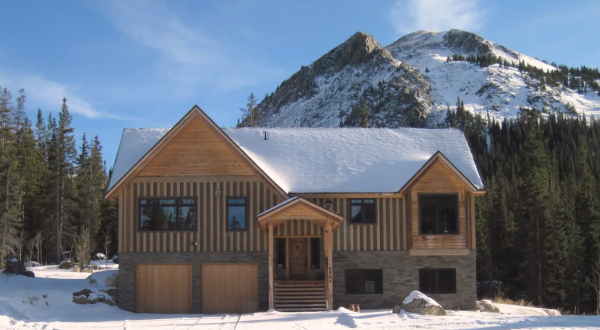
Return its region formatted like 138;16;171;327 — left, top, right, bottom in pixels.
325;221;333;310
268;224;274;310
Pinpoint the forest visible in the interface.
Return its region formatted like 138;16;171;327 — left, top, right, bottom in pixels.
445;99;600;314
0;87;117;270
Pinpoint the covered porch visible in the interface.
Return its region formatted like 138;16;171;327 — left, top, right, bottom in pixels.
258;197;344;311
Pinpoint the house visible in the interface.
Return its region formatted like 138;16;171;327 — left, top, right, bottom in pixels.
105;106;485;314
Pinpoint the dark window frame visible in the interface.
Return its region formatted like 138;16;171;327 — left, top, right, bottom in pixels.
226;196;248;231
418;193;460;235
138;197;197;231
419;268;457;294
349;199;377;224
344;269;383;295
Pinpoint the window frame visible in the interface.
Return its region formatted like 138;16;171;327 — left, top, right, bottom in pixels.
275;238;286;269
418;268;457;294
226;196;248;231
138;197;197;232
310;237;321;269
349;198;377;224
418;193;460;235
344;269;383;295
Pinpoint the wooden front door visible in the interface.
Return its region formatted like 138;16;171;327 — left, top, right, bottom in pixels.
289;239;307;279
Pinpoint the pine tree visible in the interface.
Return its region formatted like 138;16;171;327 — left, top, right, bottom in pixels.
359;99;369;128
240;93;262;127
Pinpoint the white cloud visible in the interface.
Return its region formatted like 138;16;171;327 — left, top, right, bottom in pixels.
390;0;484;35
0;74;130;120
101;0;283;91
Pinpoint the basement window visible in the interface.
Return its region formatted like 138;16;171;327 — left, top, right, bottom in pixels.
345;269;383;294
419;194;459;234
139;198;196;231
419;269;457;294
227;198;247;230
350;199;376;223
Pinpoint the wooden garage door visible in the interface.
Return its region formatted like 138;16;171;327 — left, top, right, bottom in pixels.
136;264;192;313
201;264;258;314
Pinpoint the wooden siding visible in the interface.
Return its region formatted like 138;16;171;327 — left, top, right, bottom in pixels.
273;220;324;237
305;197;404;251
201;264;259;314
409;160;469;249
138;116;255;177
118;176;281;253
136;264;192;313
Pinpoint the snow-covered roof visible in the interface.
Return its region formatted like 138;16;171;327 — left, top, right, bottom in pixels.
108;126;484;193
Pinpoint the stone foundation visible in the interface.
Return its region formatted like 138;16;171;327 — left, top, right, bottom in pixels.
332;250;476;310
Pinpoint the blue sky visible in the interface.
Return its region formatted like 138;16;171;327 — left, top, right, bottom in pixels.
1;0;598;168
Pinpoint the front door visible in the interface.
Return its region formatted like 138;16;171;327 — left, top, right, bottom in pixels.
289;238;307;279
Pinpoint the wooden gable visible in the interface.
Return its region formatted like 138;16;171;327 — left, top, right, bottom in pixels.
138;116;255;177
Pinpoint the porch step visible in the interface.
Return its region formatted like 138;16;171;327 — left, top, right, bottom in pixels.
274;280;327;312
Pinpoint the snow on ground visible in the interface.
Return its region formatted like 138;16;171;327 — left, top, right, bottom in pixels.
1;268;599;329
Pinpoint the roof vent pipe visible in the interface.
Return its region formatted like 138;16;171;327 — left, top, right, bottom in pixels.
264;131;268;140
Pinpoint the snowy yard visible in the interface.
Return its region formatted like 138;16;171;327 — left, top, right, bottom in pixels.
1;268;599;330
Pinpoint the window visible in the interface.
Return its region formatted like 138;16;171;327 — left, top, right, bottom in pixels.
227;198;247;230
139;198;196;231
419;269;456;294
345;269;383;294
310;238;321;269
276;238;286;269
419;194;458;234
350;199;376;223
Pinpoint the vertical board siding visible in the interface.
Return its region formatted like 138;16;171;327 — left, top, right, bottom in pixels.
120;177;406;252
125;177;280;252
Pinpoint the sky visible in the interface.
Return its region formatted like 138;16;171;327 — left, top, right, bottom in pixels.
0;0;599;167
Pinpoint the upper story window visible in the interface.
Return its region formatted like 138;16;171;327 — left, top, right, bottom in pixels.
419;194;458;235
227;197;247;230
350;199;376;223
139;198;196;231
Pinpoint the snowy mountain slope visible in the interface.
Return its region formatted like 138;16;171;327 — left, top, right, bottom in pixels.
253;32;432;128
386;29;600;122
249;29;600;128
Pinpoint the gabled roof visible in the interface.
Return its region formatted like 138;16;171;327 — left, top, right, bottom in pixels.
257;197;344;230
105;106;288;200
107;109;484;196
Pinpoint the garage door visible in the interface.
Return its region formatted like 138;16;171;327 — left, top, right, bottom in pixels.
136;264;192;313
201;264;258;314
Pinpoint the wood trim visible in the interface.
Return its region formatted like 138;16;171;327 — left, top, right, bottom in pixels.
105;105;288;201
268;225;274;309
258;197;343;230
399;152;478;195
470;195;476;249
409;248;470;256
402;197;407;250
291;193;403;198
325;221;333;311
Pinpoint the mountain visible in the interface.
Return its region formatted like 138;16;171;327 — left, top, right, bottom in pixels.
247;29;600;128
253;32;431;128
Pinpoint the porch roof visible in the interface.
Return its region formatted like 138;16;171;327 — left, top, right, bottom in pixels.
257;197;343;231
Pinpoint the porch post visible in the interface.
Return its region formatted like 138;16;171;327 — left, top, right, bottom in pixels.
325;221;333;310
268;224;274;310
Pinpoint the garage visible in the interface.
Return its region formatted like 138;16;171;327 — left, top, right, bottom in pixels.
136;264;192;313
201;264;258;314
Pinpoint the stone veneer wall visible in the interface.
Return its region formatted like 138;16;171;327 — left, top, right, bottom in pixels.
332;250;476;310
118;250;475;313
117;252;269;313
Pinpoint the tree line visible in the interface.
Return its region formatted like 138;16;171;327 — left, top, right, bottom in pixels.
444;98;600;314
0;87;117;269
447;53;600;95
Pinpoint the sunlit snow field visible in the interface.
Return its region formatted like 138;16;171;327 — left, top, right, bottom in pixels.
1;267;599;329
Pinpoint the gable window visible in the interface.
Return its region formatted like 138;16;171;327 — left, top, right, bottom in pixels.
419;194;458;234
139;198;196;231
345;269;383;294
227;197;247;230
350;199;376;223
419;269;456;294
